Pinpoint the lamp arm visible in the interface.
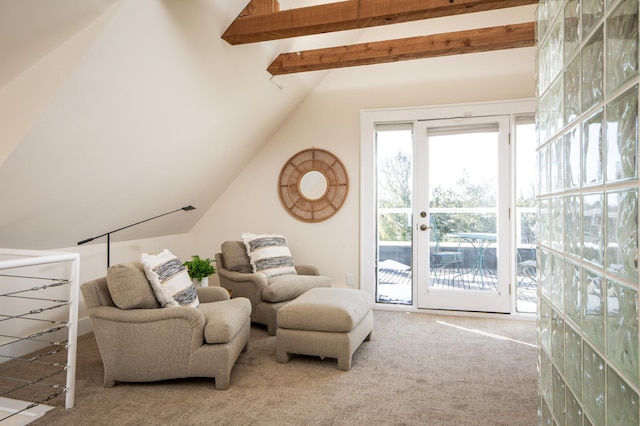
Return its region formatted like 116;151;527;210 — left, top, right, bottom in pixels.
77;206;195;246
76;205;195;269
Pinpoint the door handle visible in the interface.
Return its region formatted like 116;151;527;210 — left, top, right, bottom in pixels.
420;224;431;231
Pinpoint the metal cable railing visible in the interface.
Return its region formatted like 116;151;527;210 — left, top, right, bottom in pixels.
0;249;79;423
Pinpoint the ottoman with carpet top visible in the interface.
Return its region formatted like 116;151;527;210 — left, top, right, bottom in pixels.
276;287;373;370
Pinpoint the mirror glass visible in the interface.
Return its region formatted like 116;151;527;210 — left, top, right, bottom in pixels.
299;170;327;200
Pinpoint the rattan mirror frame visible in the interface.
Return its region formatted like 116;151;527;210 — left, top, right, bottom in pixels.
278;148;348;222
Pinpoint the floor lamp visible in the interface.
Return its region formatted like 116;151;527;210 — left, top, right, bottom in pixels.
77;205;196;268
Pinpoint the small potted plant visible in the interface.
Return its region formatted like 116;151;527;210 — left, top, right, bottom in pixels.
183;255;216;287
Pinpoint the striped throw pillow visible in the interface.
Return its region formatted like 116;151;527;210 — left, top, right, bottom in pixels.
242;233;297;278
140;249;199;308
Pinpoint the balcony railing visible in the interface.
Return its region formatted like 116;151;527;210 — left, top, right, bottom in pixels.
377;207;538;312
378;207;537;246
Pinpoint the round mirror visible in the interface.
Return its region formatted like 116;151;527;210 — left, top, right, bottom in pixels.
278;148;348;222
299;170;328;200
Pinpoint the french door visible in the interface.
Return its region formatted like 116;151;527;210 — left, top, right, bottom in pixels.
374;116;511;313
415;116;510;313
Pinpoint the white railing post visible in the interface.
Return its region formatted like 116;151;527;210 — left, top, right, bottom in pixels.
64;254;80;409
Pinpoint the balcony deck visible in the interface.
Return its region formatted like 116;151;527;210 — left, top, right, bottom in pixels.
377;262;537;313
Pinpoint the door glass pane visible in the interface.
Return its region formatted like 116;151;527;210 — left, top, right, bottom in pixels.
428;126;499;292
376;127;413;304
515;118;539;313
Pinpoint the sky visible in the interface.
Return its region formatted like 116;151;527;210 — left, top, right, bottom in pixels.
377;123;537;191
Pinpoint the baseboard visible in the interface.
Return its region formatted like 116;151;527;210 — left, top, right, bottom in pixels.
77;316;92;336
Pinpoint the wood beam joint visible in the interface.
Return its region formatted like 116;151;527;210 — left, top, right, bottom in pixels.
239;0;280;17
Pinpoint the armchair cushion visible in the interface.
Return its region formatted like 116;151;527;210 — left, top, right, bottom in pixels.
262;274;332;303
242;233;296;278
106;262;160;310
198;298;252;344
141;249;199;308
220;241;252;273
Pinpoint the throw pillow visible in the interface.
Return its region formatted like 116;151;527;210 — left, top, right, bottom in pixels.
221;240;253;273
106;262;160;310
140;249;199;308
241;233;297;278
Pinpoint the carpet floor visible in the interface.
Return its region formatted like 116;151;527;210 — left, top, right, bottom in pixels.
19;310;538;425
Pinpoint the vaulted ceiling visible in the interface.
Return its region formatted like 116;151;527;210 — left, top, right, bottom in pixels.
0;0;536;250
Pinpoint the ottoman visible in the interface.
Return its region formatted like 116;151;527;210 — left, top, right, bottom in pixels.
276;287;373;370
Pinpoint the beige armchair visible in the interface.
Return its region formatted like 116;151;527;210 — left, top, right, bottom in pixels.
80;262;251;390
215;241;331;335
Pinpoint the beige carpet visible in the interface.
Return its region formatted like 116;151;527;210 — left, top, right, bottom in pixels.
20;310;537;425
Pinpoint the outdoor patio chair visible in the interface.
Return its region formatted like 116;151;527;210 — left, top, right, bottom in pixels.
430;219;464;283
516;247;537;290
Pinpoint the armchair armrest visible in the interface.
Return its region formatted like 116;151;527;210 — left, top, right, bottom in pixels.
217;267;268;308
217;268;268;287
87;305;205;327
196;286;230;303
86;305;208;379
295;264;320;276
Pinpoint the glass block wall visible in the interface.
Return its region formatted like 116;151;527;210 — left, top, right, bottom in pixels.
536;0;640;424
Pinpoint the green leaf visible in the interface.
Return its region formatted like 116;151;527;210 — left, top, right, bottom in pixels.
183;255;216;279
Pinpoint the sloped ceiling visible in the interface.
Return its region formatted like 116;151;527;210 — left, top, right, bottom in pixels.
0;0;337;249
0;0;535;250
0;0;119;88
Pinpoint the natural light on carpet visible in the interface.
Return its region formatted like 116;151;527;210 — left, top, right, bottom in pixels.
436;320;536;348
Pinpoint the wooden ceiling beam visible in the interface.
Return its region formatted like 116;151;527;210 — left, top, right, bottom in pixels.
223;0;538;45
267;22;535;75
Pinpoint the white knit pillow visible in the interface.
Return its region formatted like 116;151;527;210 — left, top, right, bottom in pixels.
242;233;297;278
140;249;199;308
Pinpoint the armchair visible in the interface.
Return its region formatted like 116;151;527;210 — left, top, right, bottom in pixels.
215;241;331;335
80;262;251;390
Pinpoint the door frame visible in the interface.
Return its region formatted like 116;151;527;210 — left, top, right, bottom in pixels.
360;99;536;315
415;116;511;313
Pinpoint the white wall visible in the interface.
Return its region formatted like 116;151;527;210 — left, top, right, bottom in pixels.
189;46;536;289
